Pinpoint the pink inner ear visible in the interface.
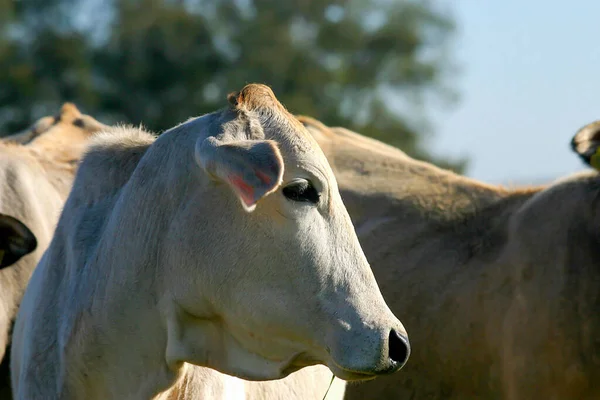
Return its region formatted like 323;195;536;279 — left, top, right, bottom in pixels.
254;169;272;185
229;175;256;207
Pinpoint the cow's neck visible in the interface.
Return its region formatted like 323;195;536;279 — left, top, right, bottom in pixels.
75;126;235;398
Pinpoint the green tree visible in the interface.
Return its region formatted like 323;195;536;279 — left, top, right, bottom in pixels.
0;0;466;171
0;0;95;132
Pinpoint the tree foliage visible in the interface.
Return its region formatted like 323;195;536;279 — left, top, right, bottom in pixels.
0;0;466;171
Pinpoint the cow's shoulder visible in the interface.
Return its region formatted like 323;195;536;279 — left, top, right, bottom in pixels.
71;125;156;206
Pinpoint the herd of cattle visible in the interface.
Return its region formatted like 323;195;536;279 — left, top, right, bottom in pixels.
0;83;597;399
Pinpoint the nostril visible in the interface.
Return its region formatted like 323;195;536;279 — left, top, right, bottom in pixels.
388;329;410;366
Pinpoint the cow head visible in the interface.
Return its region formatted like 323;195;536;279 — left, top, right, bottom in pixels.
4;103;108;148
24;103;109;156
572;120;600;171
165;84;409;382
0;214;37;270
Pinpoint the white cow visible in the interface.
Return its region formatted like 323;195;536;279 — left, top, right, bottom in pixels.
11;84;410;399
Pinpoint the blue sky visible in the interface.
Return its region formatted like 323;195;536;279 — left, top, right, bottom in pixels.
429;1;599;184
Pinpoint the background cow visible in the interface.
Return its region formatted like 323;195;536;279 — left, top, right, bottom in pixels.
0;214;37;399
0;117;56;146
300;116;600;400
0;104;107;399
11;84;409;399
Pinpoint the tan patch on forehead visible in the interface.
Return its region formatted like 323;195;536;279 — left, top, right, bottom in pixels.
224;85;338;211
228;84;283;113
227;84;317;149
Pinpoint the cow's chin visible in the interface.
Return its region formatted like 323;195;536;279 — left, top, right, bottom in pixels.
324;361;379;382
199;328;323;381
217;349;319;381
285;353;378;382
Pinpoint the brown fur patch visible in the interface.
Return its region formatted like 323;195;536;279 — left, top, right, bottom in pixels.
228;84;285;114
227;84;314;149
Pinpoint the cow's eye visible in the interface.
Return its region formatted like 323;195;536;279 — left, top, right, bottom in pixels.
282;180;320;204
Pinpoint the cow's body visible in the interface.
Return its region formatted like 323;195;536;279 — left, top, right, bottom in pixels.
301;116;600;400
12;85;408;399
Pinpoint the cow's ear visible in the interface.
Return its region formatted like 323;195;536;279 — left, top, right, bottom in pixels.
0;214;37;269
195;136;284;212
572;121;600;171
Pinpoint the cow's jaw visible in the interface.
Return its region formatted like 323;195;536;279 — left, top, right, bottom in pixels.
163;300;316;381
